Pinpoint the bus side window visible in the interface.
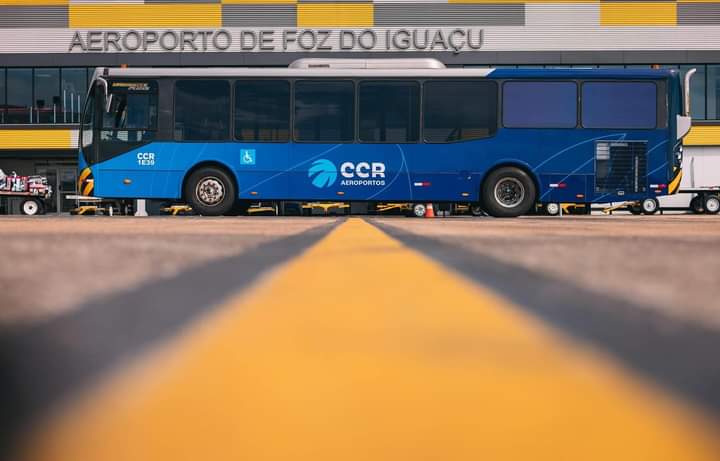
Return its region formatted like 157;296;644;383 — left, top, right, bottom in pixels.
358;81;420;143
234;80;290;142
582;82;657;130
294;80;354;143
503;81;578;129
175;80;230;141
423;80;498;143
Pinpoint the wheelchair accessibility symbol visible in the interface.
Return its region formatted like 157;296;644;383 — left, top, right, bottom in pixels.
240;149;256;165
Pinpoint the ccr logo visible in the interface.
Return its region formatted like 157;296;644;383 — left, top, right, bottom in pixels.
308;159;387;188
308;159;337;188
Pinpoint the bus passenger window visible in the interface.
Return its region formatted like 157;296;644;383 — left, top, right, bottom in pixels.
503;81;577;128
582;82;657;129
234;80;290;142
359;81;419;143
423;80;498;143
175;80;230;141
294;80;354;142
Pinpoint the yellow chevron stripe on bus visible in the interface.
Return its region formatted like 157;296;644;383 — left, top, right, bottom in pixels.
82;181;94;197
78;168;91;185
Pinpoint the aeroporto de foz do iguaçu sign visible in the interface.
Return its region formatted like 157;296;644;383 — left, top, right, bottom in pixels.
68;28;485;53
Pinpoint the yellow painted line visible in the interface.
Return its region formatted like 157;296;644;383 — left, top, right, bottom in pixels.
297;3;373;27
69;4;222;29
600;2;677;26
0;129;73;150
685;125;720;146
22;218;720;461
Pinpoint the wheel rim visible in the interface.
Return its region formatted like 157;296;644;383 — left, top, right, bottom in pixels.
707;198;720;213
23;201;38;215
195;177;225;207
643;199;657;213
413;204;426;217
546;203;560;215
494;177;525;208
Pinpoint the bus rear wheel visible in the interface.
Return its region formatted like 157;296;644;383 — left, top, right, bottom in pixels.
481;167;536;218
184;167;236;216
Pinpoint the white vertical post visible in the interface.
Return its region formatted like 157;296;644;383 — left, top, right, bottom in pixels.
135;199;148;217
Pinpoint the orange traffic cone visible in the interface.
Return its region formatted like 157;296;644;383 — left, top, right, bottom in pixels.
424;203;435;218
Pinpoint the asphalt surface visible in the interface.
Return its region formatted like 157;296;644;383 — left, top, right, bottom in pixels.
0;214;718;461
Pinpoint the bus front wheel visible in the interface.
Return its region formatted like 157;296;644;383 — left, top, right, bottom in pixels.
481;167;536;218
184;167;236;216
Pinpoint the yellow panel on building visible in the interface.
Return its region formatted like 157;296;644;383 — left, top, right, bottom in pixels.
600;2;677;26
684;125;720;146
69;4;222;29
0;130;74;150
297;3;373;28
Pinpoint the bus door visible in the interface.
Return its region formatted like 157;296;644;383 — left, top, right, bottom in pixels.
233;80;292;200
94;80;160;198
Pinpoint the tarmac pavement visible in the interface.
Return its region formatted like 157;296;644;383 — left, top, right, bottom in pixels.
0;214;718;461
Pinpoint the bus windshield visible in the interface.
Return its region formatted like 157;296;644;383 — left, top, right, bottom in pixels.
97;80;158;163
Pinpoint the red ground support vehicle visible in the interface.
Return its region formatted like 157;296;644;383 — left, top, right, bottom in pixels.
0;169;53;215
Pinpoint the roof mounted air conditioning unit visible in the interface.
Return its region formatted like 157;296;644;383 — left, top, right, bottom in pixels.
288;58;446;70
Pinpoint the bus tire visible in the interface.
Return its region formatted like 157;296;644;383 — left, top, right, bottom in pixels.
704;195;720;214
690;196;704;214
469;204;485;217
545;203;561;216
412;203;426;218
641;198;659;215
184;167;236;216
481;167;536;218
628;204;643;215
21;198;41;216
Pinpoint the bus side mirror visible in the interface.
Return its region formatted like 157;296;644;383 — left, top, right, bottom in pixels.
97;77;113;113
684;68;696;117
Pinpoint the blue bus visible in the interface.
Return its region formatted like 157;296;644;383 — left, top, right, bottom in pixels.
78;59;694;217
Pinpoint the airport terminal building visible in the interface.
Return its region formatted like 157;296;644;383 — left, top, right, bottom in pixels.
1;0;719;213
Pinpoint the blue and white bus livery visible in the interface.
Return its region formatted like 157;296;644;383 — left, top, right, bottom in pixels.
78;59;693;217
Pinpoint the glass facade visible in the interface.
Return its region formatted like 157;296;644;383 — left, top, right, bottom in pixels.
0;67;90;125
34;68;60;124
6;68;32;124
0;64;720;125
0;70;4;124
